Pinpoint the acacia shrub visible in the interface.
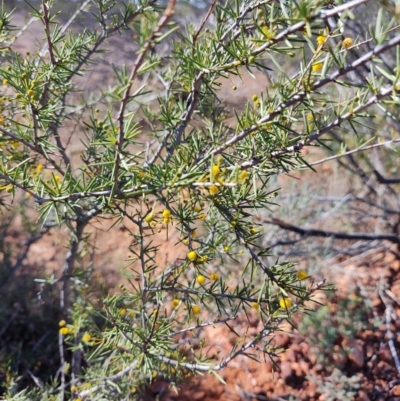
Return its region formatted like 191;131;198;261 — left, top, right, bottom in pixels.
0;0;399;400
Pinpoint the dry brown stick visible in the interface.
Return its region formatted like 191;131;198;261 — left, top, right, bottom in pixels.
192;0;217;46
262;217;400;245
42;1;57;66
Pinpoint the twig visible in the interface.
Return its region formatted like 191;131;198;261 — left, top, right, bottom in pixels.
298;139;400;169
60;221;85;313
0;173;43;203
42;1;57;66
27;370;44;389
262;217;400;245
11;11;41;44
145;285;265;304
171;315;238;336
39;0;91;58
0;127;66;176
59;333;66;400
78;361;139;398
192;0;217;46
380;290;400;374
10;225;53;274
113;0;177;195
0;305;20;338
374;168;400;184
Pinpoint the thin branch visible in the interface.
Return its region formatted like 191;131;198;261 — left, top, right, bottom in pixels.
263;217;400;245
171;315;238;336
0;305;20;338
58;333;66;400
0;127;66;176
192;0;217;46
10;225;52;274
374;168;400;185
138;220;148;331
145;285;263;303
298;138;400;169
0;173;43;202
11;11;41;44
380;290;400;374
60;221;86;313
156;314;280;372
42;1;57;66
113;0;177;194
78;361;139;398
39;0;91;58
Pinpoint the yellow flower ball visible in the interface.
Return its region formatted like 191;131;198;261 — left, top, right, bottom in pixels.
71;385;77;392
119;308;127;316
212;164;220;176
172;299;180;308
224;246;230;252
197;275;206;285
210;272;218;281
187;250;197;261
209;185;219;195
192;305;201;315
279;297;292;309
82;332;91;343
36;164;44;173
162;209;171;219
342;37;353;49
252;302;260;310
144;214;153;223
59;327;69;335
297;270;308;280
312;62;323;72
252;94;259;102
239;170;249;182
59;320;66;327
198;213;207;221
316;35;326;46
